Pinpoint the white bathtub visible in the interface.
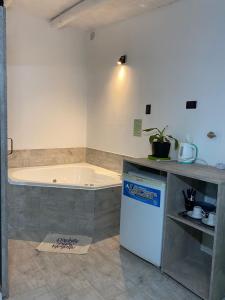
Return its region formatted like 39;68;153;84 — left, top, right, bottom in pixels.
9;163;122;190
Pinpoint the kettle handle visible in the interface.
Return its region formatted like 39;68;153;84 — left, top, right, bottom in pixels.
191;144;198;160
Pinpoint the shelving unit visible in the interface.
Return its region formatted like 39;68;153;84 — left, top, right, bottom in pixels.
123;159;225;300
163;217;213;299
162;173;218;299
167;213;215;237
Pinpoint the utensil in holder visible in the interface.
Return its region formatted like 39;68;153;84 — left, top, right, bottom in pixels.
183;189;196;211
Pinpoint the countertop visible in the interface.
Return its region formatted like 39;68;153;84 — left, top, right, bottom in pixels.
123;158;225;184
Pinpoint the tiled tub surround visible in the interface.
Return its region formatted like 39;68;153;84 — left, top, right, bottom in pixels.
8;147;132;172
8;184;121;242
86;148;131;173
8;147;86;168
8;148;126;241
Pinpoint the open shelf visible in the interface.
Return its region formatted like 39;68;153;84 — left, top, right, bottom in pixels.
162;218;213;299
164;253;212;300
166;174;218;219
167;213;215;237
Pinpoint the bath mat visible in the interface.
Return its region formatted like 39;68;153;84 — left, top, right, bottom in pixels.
36;234;92;255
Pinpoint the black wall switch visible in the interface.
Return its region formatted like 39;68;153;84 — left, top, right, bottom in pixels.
186;101;197;109
146;104;151;114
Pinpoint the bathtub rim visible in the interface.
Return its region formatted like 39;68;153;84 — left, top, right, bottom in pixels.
8;163;122;191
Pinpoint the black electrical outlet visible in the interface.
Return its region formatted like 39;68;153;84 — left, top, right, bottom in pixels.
146;104;151;114
186;101;197;109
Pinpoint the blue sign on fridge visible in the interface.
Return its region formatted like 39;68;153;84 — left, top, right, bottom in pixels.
123;180;161;207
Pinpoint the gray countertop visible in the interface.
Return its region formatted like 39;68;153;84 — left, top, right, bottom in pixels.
124;158;225;184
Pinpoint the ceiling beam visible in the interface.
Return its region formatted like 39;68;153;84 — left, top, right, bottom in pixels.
4;0;13;8
51;0;107;29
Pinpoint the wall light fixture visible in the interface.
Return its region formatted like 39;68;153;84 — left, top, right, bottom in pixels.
117;55;127;65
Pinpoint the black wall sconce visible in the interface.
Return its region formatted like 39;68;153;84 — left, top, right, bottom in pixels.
117;55;127;65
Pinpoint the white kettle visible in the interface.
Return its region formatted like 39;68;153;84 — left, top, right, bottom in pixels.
178;142;198;164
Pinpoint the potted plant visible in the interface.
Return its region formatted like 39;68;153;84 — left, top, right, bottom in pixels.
143;126;179;158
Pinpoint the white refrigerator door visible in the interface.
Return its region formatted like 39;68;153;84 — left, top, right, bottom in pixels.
120;178;165;267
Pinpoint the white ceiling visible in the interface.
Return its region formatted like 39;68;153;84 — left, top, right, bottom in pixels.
9;0;180;30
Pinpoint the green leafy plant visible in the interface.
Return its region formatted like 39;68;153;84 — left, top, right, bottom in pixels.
143;126;179;150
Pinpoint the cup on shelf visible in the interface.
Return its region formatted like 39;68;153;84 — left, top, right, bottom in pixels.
207;212;216;226
192;206;205;219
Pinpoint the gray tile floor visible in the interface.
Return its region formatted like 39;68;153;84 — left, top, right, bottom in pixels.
8;236;200;300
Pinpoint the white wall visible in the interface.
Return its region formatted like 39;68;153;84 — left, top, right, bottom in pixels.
86;0;225;165
7;6;87;150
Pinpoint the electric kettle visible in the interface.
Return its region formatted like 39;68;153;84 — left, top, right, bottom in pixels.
178;143;198;164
